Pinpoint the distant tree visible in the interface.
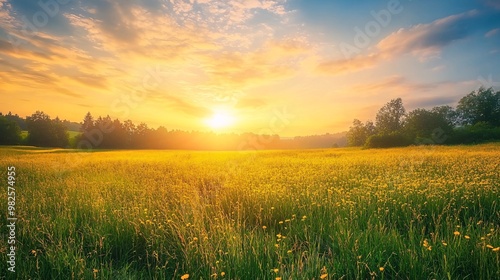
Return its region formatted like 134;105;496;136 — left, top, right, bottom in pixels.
456;87;500;126
52;117;70;147
81;112;94;132
26;111;69;147
2;112;27;130
94;116;114;148
365;132;411;148
431;105;458;127
0;116;22;145
403;108;453;144
347;119;375;146
375;98;406;134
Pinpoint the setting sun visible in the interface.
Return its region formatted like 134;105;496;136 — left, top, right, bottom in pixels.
205;111;236;130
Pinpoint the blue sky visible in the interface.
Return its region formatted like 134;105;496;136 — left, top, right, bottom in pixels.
1;0;499;136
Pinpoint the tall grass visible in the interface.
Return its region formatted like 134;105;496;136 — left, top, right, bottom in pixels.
0;145;499;279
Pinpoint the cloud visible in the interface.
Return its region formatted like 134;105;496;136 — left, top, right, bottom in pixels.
485;28;500;37
349;76;437;95
317;53;381;75
318;10;481;75
407;96;457;109
235;98;267;109
377;10;479;59
484;0;500;10
146;90;212;118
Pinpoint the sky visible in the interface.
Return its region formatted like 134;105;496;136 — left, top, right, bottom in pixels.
1;0;499;137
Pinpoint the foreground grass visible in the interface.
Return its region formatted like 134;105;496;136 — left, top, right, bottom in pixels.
0;145;499;279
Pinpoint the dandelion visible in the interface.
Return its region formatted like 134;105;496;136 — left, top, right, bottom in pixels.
181;274;189;280
464;235;470;239
379;267;385;272
273;268;279;273
454;231;460;236
262;226;267;230
220;272;226;277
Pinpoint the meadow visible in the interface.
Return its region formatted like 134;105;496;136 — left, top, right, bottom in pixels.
0;145;499;279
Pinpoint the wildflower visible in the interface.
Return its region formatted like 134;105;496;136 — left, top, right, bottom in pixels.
193;237;198;242
492;247;499;252
273;268;279;273
220;272;226;277
262;226;267;230
320;273;328;279
276;278;282;280
486;244;494;249
287;250;293;254
464;235;470;240
181;274;189;280
379;267;385;272
453;231;460;236
442;241;448;246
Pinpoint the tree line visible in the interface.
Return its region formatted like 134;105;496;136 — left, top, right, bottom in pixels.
0;111;346;150
347;87;500;148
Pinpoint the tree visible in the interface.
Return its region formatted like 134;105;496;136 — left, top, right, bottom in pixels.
52;117;70;147
81;112;94;132
403;108;452;144
456;87;500;126
347;119;375;146
26;111;69;147
431;105;458;127
0;116;21;145
375;98;406;134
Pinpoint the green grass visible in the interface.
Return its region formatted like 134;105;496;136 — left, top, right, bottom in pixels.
0;144;499;279
20;130;80;140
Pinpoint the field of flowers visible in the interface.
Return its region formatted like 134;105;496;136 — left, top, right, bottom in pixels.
0;144;499;279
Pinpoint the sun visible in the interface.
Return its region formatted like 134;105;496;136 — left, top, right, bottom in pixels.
205;111;235;130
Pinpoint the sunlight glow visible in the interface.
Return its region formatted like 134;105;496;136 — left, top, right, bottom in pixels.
205;111;235;130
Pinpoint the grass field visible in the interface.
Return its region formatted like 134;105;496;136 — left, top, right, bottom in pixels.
1;145;499;279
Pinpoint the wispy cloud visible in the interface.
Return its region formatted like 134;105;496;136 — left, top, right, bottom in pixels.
318;10;481;75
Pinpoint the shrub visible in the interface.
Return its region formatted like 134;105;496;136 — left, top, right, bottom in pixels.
364;132;412;148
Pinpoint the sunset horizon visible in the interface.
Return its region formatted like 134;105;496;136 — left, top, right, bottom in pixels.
1;0;499;137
